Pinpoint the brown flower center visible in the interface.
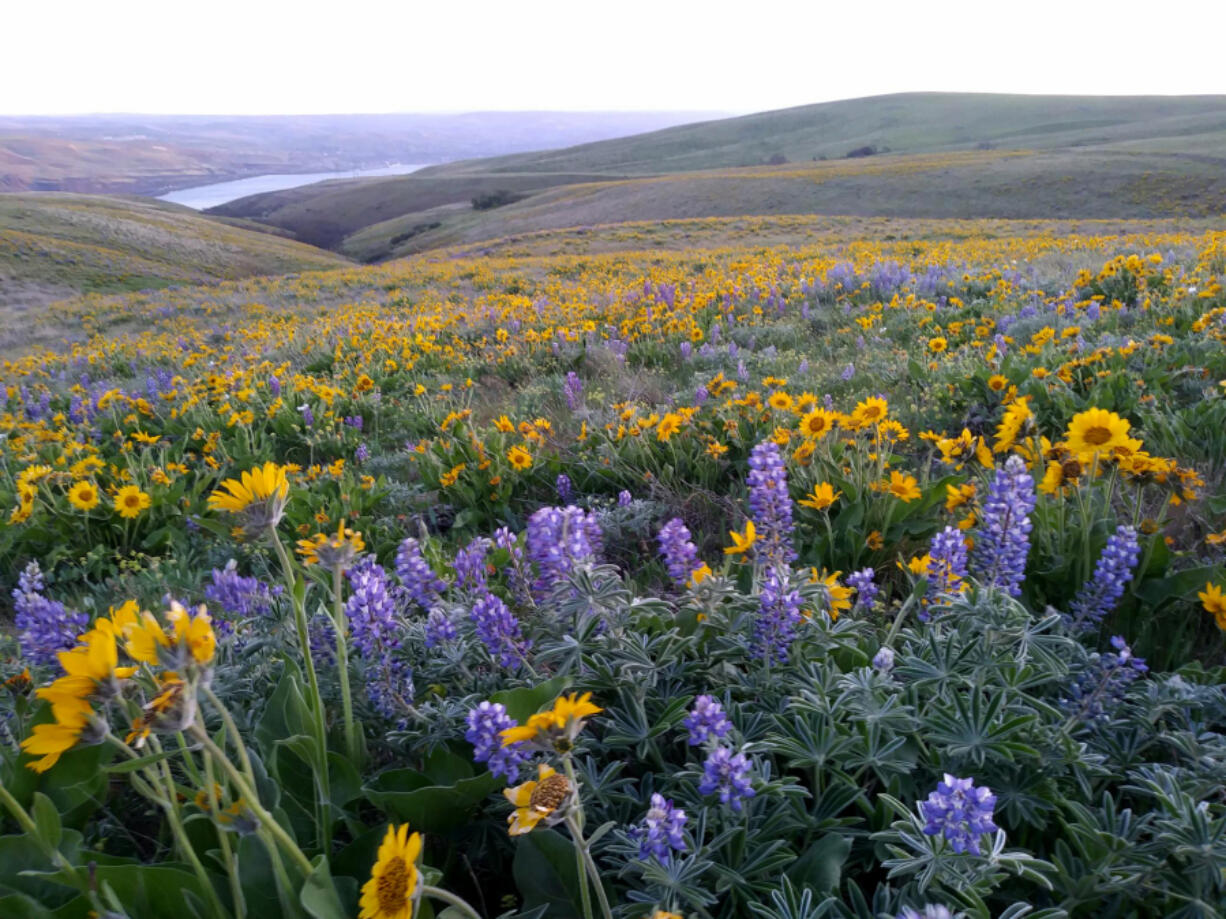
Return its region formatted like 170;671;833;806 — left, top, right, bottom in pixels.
1082;425;1112;446
377;858;411;913
529;773;571;814
1061;459;1083;479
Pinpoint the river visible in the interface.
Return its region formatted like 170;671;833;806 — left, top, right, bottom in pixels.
157;163;428;210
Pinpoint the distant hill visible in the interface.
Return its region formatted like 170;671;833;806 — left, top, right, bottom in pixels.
212;93;1226;261
0;111;719;196
0;193;351;311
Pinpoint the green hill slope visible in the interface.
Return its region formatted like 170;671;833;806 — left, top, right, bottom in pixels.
0;193;351;307
417;92;1226;176
217;93;1226;261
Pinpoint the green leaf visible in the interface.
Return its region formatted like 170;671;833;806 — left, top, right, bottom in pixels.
30;793;61;849
490;675;572;724
512;829;583;918
361;770;502;835
785;832;850;893
105;749;178;774
300;856;347;919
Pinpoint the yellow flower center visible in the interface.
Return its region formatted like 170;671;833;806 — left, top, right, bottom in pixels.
529;773;571;813
1082;425;1112;446
377;858;411;913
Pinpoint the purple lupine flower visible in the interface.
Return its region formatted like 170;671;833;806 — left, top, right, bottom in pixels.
366;655;413;726
736;360;748;381
872;646;895;672
923;527;969;618
897;906;956;919
395;537;447;609
470;592;529;668
657;518;699;588
308;614;336;665
424;608;457;647
354;442;370;464
465;700;531;781
555;474;572;503
344;415;364;431
841;363;855;381
345;558;400;658
1061;636;1148;723
618;490;633;507
204;560;281;617
12;562;88;667
695;385;709;405
751;568;803;662
494;526;532;603
526;505;600;597
299;404;314;427
746;440;796;564
563;372;584;411
679;341;693;360
699;747;756;811
268;375;281;397
919;774;999;854
971;456;1035;597
846;567;878;609
683;695;732;746
453;537;490;593
798;358;809;375
628;793;687;861
1068;525;1141;628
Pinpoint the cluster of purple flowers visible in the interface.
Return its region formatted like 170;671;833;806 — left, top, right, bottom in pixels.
425;608;457;648
204;560;281;618
470;592;530;668
923;527;969;618
971;456;1036;597
657;518;700;587
752;568;803;662
12;562;87;666
563;371;584;411
846;567;878;610
1061;636;1149;723
525;505;601;598
465;700;531;781
698;747;756;812
395;537;447;610
453;537;490;593
628;794;688;862
345;558;401;658
683;695;733;746
1068;525;1141;627
366;656;413;727
746;440;796;564
555;474;572;503
919;774;999;854
354;442;370;464
618;490;633;507
872;646;895;673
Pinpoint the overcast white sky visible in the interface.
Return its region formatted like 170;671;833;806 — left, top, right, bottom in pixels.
3;0;1224;115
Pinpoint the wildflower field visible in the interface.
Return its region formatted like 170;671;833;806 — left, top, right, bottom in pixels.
2;214;1225;919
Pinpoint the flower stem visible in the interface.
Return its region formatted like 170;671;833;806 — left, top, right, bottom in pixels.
561;757;613;919
421;885;482;919
330;565;359;763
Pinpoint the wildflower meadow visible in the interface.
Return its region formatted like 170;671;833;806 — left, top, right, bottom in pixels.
2;216;1225;919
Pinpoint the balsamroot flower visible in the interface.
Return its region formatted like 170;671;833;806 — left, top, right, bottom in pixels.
919;774;999;854
504;764;574;835
1068;524;1141;627
206;461;290;536
359;823;422;919
297;520;365;570
500;692;602;753
971;455;1036;597
629;793;687;861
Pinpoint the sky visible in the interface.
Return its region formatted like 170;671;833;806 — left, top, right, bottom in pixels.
3;0;1225;115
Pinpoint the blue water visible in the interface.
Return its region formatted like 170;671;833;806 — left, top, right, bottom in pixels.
157;163;428;210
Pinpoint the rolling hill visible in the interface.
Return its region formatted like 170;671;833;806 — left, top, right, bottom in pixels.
213;93;1226;261
0;193;351;310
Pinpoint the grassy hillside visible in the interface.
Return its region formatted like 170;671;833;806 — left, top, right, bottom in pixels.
0;193;351;321
340;148;1226;261
418;92;1226;176
217;93;1226;262
208;172;618;249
